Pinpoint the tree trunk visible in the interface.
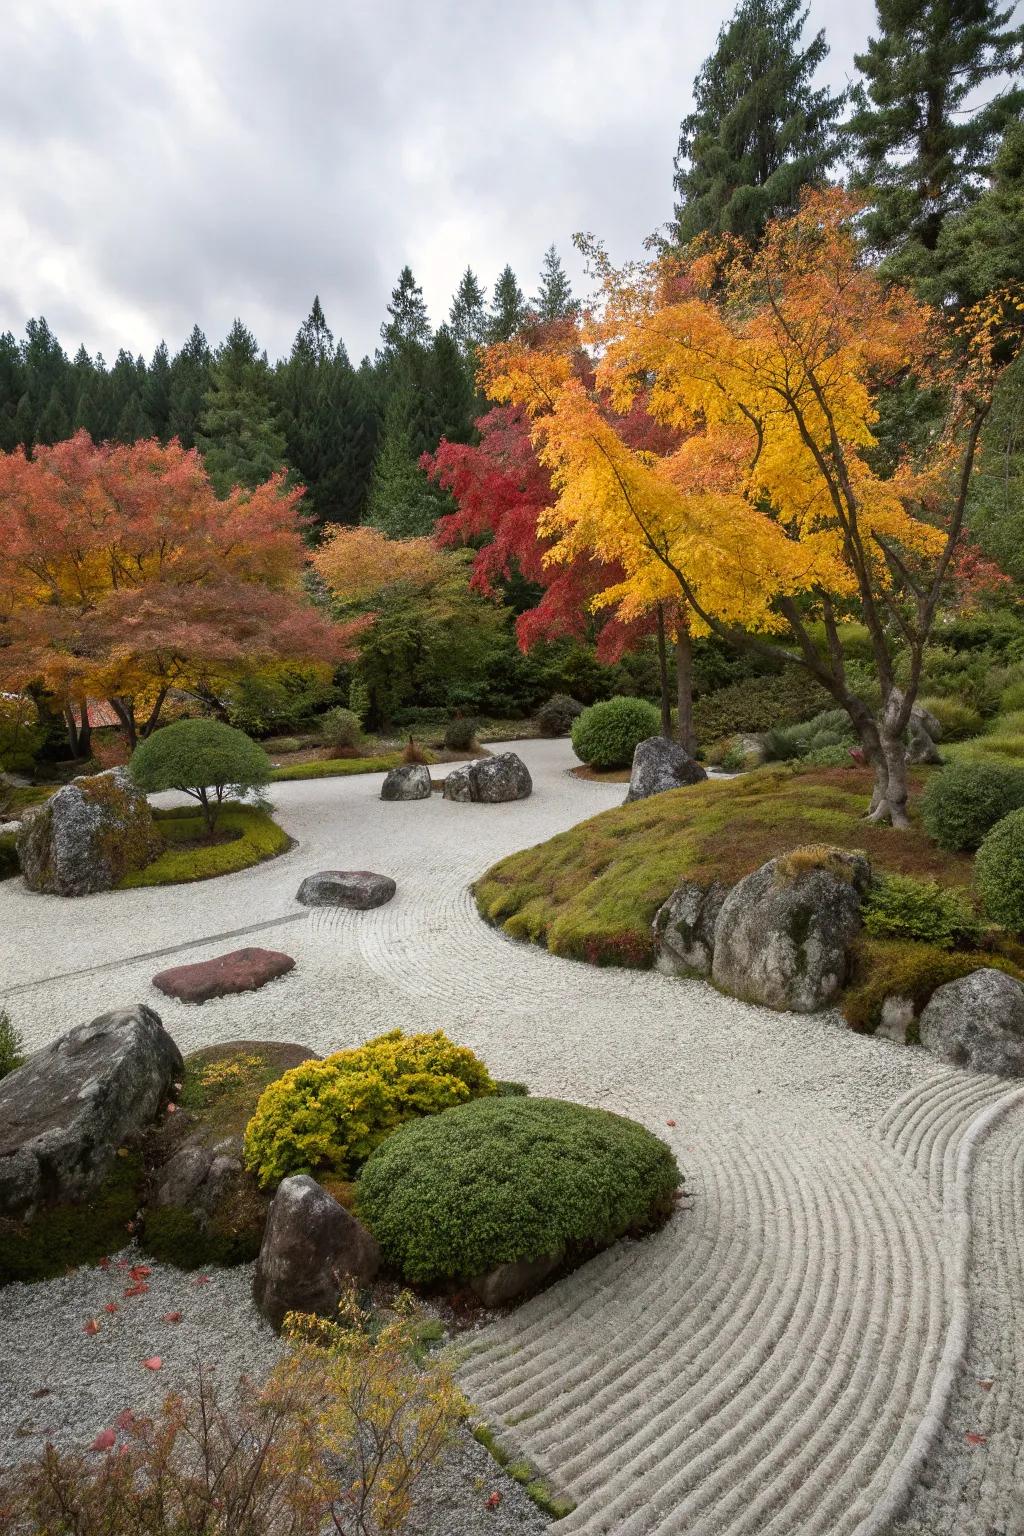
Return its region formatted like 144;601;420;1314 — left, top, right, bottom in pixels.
866;732;911;829
675;628;697;756
109;698;137;751
62;705;81;759
655;605;672;739
76;700;92;761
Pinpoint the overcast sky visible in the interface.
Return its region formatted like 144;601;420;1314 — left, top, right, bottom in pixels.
0;0;982;365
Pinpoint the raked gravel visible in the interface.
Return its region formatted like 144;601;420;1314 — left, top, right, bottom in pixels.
2;738;1023;1535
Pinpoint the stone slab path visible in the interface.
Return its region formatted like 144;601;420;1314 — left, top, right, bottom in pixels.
2;739;1021;1535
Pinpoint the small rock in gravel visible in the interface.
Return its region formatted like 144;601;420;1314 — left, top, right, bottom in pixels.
296;870;397;909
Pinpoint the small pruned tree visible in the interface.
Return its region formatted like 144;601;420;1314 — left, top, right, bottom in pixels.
129;719;271;836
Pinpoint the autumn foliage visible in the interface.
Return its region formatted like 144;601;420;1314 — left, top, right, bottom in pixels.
0;433;360;746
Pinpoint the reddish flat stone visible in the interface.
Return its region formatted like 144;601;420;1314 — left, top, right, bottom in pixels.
152;947;295;1004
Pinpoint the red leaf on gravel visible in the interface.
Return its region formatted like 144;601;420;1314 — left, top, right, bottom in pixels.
143;1357;162;1371
129;1264;151;1280
89;1429;116;1452
979;1379;994;1391
115;1409;136;1431
83;1319;101;1336
123;1283;150;1298
161;1311;182;1324
486;1492;501;1509
193;1275;210;1287
666;1119;676;1127
966;1432;987;1446
97;1256;111;1271
104;1303;119;1314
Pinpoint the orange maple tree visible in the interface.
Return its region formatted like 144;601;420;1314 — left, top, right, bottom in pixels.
0;432;361;752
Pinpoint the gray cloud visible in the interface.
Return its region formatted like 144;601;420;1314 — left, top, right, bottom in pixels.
0;0;900;364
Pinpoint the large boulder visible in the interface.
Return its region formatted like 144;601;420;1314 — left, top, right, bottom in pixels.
0;1004;183;1220
626;737;707;804
16;768;160;896
152;947;295;1004
653;879;729;977
919;968;1024;1077
253;1174;380;1331
296;870;396;909
442;753;532;804
712;846;871;1013
380;763;432;801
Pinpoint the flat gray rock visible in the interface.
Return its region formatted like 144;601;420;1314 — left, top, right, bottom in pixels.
253;1174;380;1330
296;869;396;909
712;847;870;1013
0;1004;183;1219
380;763;432;801
626;737;707;803
442;765;475;802
920;967;1024;1077
16;768;160;896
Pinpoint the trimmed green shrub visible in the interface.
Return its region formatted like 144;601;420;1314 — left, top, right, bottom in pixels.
444;716;479;752
0;832;19;881
130;719;271;834
920;760;1024;851
357;1096;680;1285
243;1030;495;1186
536;694;585;738
916;696;983;742
120;805;288;887
764;708;855;764
318;706;363;751
842;938;1023;1035
692;671;831;741
0;1011;24;1079
571;696;661;770
976;808;1024;932
862;874;981;949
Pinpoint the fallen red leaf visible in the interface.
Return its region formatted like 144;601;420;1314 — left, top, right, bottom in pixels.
123;1283;150;1298
166;1103;176;1114
115;1409;136;1432
486;1491;501;1509
966;1432;987;1446
979;1379;994;1391
666;1119;677;1127
89;1429;116;1452
97;1257;111;1272
129;1265;152;1280
193;1275;210;1287
143;1357;162;1372
82;1319;101;1336
161;1311;182;1324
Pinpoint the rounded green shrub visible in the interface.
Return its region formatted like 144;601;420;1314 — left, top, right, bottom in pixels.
444;716;479;752
861;873;981;949
919;759;1024;851
356;1096;680;1284
536;694;585;738
130;719;271;834
571;696;662;770
976;808;1024;932
243;1029;495;1186
318;706;363;751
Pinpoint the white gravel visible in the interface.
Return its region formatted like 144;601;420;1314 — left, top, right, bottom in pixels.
2;738;1022;1535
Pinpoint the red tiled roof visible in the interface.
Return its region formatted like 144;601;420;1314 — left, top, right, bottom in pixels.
72;699;122;729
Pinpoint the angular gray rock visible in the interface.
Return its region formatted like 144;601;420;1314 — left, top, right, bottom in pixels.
442;753;532;804
296;870;396;909
653;879;729;977
0;1004;183;1219
16;767;161;896
380;763;432;801
712;847;871;1013
625;737;707;804
919;968;1024;1077
253;1174;380;1330
470;1252;562;1308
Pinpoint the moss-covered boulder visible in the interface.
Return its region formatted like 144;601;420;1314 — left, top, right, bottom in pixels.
17;767;160;895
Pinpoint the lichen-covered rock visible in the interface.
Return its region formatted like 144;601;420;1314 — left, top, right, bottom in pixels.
626;737;707;803
653;879;729;977
712;846;870;1013
253;1174;380;1331
919;968;1024;1077
296;870;396;909
16;768;160;896
442;753;532;804
0;1004;183;1219
380;763;432;801
152;947;295;1003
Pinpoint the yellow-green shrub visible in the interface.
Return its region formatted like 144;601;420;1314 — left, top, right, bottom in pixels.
243;1030;495;1186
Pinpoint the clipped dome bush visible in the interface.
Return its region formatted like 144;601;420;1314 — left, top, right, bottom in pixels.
571;696;662;770
976;808;1024;932
356;1096;680;1284
919;759;1024;852
243;1029;495;1186
537;694;585;738
130;719;271;835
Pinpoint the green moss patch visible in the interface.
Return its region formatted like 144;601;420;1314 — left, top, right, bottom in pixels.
0;1153;143;1286
119;805;289;887
842;937;1024;1036
475;766;971;968
269;751;434;781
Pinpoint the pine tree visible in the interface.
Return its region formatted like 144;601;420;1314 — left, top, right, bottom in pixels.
19;317;70;449
380;266;431;356
314;362;382;526
114;393;151;443
672;0;844;246
168;326;213;448
488;265;528;342
35;383;70;445
426;325;475;445
292;294;334;364
144;342;173;440
0;332;27;452
365;354;452;536
938;117;1024;307
532;245;579;321
198;319;287;495
107;349;148;438
73;353;111;443
449;267;488;354
848;0;1024;297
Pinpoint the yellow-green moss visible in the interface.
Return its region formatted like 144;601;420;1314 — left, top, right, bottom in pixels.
841;937;1024;1035
120;805;289;887
269;751;434;782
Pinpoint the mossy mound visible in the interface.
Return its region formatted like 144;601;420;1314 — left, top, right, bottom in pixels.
475;766;971;969
120;804;290;887
0;1153;143;1285
842;938;1024;1036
